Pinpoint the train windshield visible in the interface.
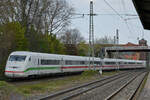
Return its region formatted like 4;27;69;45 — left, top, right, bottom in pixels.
9;55;26;62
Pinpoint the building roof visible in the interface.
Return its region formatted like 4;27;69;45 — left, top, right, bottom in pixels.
119;42;139;46
132;0;150;30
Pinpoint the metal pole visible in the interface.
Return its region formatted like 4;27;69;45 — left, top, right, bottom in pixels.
91;1;95;70
114;36;116;44
116;29;119;71
89;0;95;70
88;1;92;69
116;29;119;44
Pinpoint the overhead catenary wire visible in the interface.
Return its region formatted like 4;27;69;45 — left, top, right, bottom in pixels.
103;0;124;20
70;16;85;19
72;13;137;17
103;0;140;42
120;0;139;40
142;28;145;38
124;17;139;21
70;0;141;44
124;20;134;38
119;0;145;41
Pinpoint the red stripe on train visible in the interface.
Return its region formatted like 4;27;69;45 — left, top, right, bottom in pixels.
5;71;24;73
62;65;142;69
62;66;89;69
62;65;117;69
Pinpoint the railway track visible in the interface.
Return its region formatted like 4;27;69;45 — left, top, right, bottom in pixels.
72;70;147;100
106;71;148;100
38;70;140;100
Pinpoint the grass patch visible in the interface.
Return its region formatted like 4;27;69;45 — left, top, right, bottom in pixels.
19;84;47;95
0;81;24;99
81;70;99;76
0;70;119;97
102;71;119;76
0;81;19;93
0;69;120;97
16;70;118;96
17;77;81;95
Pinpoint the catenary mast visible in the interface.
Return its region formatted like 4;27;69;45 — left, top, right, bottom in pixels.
89;0;95;69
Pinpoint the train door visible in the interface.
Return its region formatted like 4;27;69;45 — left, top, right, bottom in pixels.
27;56;36;75
99;60;103;74
36;55;41;75
31;56;39;75
27;56;32;75
60;58;64;73
27;56;40;76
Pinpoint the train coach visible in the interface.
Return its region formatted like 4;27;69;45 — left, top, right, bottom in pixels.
5;51;146;78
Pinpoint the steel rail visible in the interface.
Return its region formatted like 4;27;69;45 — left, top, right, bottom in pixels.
129;72;149;100
61;73;132;100
39;71;134;100
105;71;147;100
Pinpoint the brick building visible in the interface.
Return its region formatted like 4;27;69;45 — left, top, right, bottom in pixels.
117;42;140;60
117;38;148;60
139;38;147;60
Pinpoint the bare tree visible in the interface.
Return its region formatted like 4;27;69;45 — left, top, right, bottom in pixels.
0;0;74;35
60;28;85;45
95;36;115;44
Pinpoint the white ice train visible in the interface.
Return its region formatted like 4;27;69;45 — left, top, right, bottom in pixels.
5;51;146;78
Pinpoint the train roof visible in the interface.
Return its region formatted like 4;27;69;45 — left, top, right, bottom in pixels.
10;51;91;60
10;51;80;57
10;51;145;62
103;58;145;62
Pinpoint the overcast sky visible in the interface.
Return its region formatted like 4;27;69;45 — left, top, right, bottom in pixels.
67;0;150;45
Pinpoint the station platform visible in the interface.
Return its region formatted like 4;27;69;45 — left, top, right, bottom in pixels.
138;72;150;100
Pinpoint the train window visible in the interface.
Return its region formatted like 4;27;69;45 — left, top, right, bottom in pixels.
124;62;127;64
65;60;72;65
29;57;31;62
128;62;135;64
94;61;101;65
41;59;60;65
65;60;86;65
9;55;26;62
118;62;122;64
80;61;85;64
137;62;142;64
38;59;39;65
94;61;97;64
105;62;116;65
90;61;93;64
41;60;47;65
85;61;89;64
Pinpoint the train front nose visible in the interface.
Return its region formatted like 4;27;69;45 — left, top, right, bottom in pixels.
5;65;26;78
5;54;28;78
5;70;25;78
